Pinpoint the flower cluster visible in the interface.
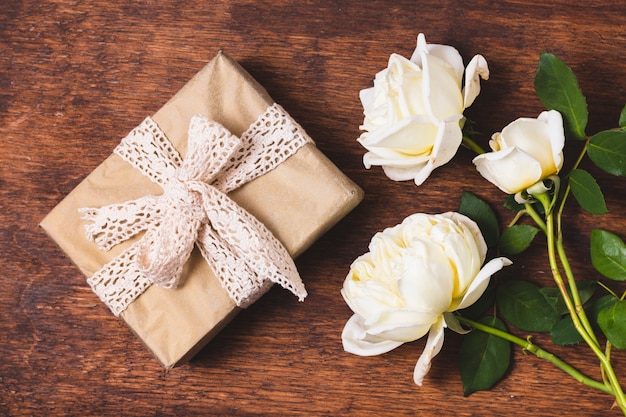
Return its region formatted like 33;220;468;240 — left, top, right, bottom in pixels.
343;33;626;414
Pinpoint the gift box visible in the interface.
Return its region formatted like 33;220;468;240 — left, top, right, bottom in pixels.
41;51;363;368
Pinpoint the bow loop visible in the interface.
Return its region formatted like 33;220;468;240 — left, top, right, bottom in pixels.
179;116;241;184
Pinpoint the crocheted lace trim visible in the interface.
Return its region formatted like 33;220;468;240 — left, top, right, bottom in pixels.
79;103;311;316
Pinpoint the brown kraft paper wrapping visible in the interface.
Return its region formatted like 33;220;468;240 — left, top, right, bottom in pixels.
40;51;364;368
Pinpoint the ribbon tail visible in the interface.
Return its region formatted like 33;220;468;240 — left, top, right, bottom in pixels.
199;185;307;306
86;242;152;316
79;195;161;251
196;226;272;308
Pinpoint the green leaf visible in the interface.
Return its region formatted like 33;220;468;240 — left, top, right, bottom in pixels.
550;315;581;345
588;129;626;176
503;194;525;212
539;280;597;316
591;229;626;281
534;52;588;140
459;191;500;249
496;280;560;332
551;294;615;346
459;316;511;396
569;169;608;214
619;104;626;128
598;300;626;349
499;224;540;255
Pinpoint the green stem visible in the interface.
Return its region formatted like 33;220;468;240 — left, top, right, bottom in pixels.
597;280;619;299
462;136;486;155
522;202;547;234
534;192;626;414
506;209;527;228
552;138;626;410
457;316;613;395
555;239;599;345
552;138;603;349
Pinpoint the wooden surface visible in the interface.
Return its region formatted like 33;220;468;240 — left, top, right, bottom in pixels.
2;1;626;416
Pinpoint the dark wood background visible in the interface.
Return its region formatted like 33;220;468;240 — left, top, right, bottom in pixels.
2;1;626;416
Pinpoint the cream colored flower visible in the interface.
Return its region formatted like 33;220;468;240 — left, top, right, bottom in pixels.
358;33;489;185
341;212;511;386
472;110;565;198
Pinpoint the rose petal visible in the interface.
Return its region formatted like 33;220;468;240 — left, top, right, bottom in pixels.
399;240;455;312
442;212;487;263
342;281;403;320
412;116;463;185
463;54;489;109
538;110;565;172
366;309;439;342
359;115;438;155
473;146;543;194
422;49;464;122
342;314;404;356
500;117;559;174
413;315;446;386
410;33;464;83
455;256;512;310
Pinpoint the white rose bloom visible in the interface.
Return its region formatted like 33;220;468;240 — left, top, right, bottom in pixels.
341;212;511;386
472;110;565;197
358;33;489;185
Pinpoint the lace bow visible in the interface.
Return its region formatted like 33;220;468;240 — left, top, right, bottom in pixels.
79;104;310;316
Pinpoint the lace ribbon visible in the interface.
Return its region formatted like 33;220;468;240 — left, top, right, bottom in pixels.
79;103;311;316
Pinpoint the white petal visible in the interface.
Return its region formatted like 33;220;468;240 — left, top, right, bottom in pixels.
410;33;464;82
538;110;566;172
399;241;454;312
342;314;404;356
422;51;464;121
359;86;376;110
463;54;489;109
498;112;563;177
381;163;429;182
455;257;512;310
412;116;463;185
413;316;446;386
358;116;439;155
473;146;543;194
442;212;487;261
366;309;438;342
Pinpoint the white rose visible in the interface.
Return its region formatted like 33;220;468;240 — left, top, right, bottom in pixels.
341;212;511;386
472;110;565;196
358;33;489;185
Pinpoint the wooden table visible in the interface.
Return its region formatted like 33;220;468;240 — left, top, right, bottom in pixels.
2;1;626;415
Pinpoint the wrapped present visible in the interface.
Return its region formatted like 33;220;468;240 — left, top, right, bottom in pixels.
41;51;364;368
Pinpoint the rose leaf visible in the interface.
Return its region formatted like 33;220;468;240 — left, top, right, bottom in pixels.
539;280;597;316
498;224;540;255
588;129;626;177
569;169;608;215
598;300;626;350
496;280;560;332
459;316;511;396
591;229;626;281
534;52;588;141
459;191;500;249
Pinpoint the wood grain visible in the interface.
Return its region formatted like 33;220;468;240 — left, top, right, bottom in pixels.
2;1;626;415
